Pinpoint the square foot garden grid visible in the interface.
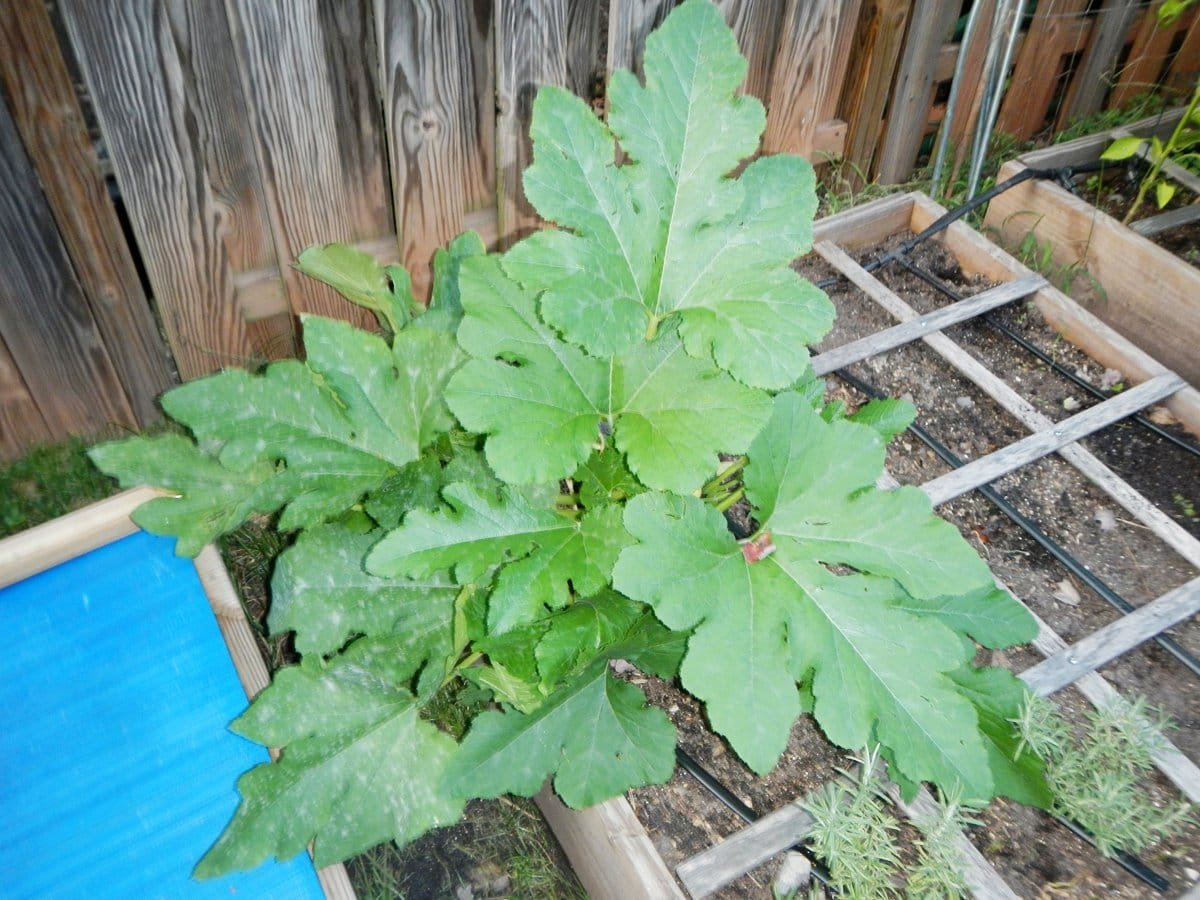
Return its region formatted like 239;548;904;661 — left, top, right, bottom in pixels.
540;192;1200;900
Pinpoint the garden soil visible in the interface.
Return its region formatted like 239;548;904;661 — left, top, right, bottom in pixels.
622;236;1200;899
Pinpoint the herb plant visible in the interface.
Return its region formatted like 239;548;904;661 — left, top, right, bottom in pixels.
1100;0;1200;222
1013;695;1193;856
90;0;1047;876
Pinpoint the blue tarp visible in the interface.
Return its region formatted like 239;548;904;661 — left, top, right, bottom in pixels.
0;529;325;899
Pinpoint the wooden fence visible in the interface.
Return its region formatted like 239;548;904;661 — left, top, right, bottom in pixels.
0;0;1197;459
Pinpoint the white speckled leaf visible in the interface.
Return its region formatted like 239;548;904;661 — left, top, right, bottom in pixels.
195;638;464;874
444;657;675;809
88;434;285;557
91;316;465;548
367;483;631;635
269;524;458;657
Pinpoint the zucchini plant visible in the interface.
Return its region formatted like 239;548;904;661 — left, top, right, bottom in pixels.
91;0;1049;876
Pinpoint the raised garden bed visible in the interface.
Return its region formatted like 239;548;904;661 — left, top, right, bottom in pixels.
542;191;1200;899
984;108;1200;391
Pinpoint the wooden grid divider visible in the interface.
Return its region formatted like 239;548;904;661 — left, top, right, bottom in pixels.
670;202;1200;898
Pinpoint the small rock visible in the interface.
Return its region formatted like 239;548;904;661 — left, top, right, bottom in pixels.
1062;396;1081;411
668;704;679;714
455;884;474;900
773;852;813;895
1147;405;1180;427
1094;508;1118;531
1052;578;1081;607
955;395;975;409
489;875;512;895
1185;866;1199;882
610;658;635;675
1100;367;1124;390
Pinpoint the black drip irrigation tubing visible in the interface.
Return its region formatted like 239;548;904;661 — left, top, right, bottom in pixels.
812;162;1200;460
834;364;1200;682
673;747;834;889
890;253;1200;458
677;748;1171;893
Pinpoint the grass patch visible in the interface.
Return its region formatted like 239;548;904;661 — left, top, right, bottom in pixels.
0;437;118;538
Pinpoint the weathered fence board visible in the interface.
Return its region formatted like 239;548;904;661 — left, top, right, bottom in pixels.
0;334;50;459
376;0;495;299
839;0;913;177
225;0;391;327
607;0;675;79
1111;2;1199;108
3;0;1196;458
0;90;135;439
874;0;959;183
762;0;858;159
996;0;1091;141
495;0;605;247
0;0;173;426
1059;0;1141;125
60;0;267;378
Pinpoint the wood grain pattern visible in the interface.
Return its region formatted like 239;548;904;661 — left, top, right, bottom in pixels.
0;89;136;438
996;0;1090;141
534;789;685;900
812;274;1044;377
1111;3;1197;108
676;800;816;898
922;372;1186;506
984;158;1200;390
377;1;495;300
714;0;786;101
1022;575;1200;697
495;0;603;247
60;0;265;377
0;0;174;425
837;0;913;178
607;0;677;80
763;0;856;158
0;332;50;460
874;0;959;183
1164;11;1200;93
224;0;391;326
1059;0;1140;126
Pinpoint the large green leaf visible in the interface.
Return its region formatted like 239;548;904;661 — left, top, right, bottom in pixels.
91;317;464;549
195;638;464;874
747;392;994;599
443;656;675;809
367;483;631;633
269;524;458;658
615;392;1040;798
501;0;833;387
88;434;283;556
613;492;800;774
947;666;1052;808
447;255;771;491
